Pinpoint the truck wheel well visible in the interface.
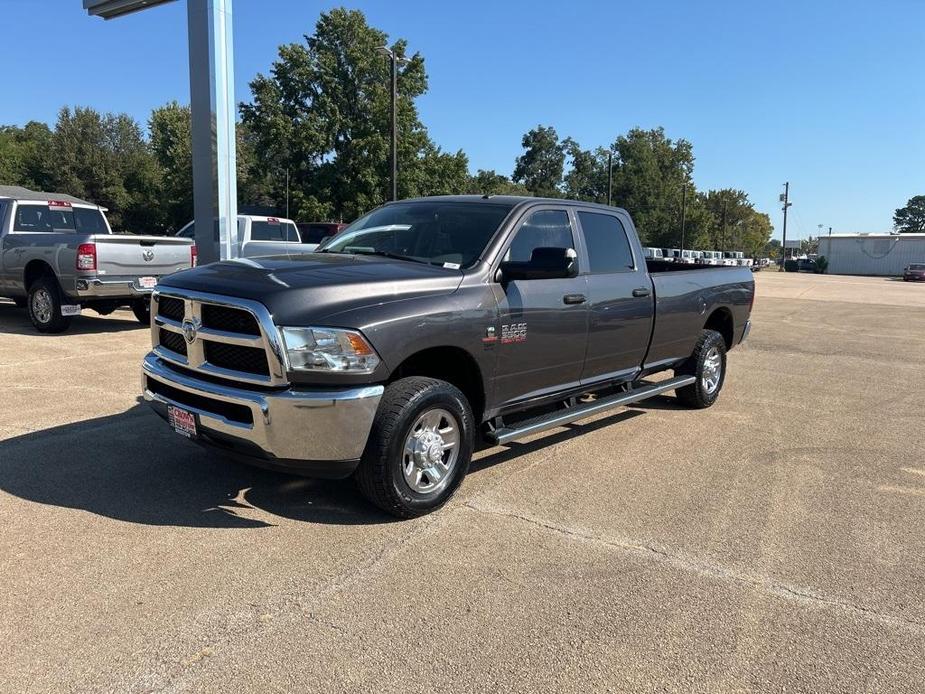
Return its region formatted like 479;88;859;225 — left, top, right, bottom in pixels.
23;260;55;291
390;347;485;422
704;308;734;349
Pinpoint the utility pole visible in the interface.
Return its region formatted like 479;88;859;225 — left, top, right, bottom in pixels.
607;151;613;206
378;46;408;201
779;182;791;271
680;185;687;252
828;226;832;236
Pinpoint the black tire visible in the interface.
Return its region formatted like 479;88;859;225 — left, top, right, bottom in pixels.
675;329;727;409
27;277;73;334
354;377;474;518
131;298;151;325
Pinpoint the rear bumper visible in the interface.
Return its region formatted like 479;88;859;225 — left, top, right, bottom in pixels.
74;277;158;300
142;353;383;478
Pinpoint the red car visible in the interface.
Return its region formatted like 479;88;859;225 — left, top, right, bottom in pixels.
297;222;347;244
903;263;925;281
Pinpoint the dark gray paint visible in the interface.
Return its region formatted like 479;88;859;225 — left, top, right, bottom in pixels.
159;196;755;422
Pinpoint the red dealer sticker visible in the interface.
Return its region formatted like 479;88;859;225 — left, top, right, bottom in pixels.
167;405;198;438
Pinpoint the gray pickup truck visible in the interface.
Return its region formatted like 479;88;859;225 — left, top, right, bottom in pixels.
142;195;754;517
0;186;195;332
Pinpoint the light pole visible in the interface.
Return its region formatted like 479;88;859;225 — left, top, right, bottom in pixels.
779;182;791;271
378;46;409;202
680;185;687;253
607;150;613;206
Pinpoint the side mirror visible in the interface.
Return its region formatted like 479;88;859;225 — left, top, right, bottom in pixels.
499;247;578;281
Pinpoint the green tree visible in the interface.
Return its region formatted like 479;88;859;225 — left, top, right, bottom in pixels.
562;141;610;203
512;125;566;197
466;169;528;196
241;8;461;222
149;102;193;231
609;127;694;246
49;106;161;232
0;122;54;189
893;195;925;233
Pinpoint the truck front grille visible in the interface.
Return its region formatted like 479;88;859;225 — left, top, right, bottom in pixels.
158;296;185;322
151;290;286;386
145;377;254;425
203;341;270;376
201;304;261;336
159;328;187;356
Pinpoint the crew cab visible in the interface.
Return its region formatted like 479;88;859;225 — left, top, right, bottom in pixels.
142;196;754;517
0;186;195;332
174;215;316;257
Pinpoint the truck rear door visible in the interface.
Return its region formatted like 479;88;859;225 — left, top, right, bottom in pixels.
574;209;654;386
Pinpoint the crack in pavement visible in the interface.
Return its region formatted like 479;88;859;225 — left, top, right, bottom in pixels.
464;500;925;635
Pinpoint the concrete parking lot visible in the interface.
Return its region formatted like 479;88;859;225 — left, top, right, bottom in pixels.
1;271;924;693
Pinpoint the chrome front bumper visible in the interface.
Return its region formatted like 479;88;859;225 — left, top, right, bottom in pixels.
142;353;384;475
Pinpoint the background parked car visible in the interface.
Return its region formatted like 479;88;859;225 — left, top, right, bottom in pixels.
902;263;925;281
174;215;317;257
297;222;347;244
0;186;194;332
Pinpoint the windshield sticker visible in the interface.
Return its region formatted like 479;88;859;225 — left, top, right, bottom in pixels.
443;262;461;270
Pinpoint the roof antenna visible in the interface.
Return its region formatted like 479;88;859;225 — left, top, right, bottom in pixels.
481;194;492;199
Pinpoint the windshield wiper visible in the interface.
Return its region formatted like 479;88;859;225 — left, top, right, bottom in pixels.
343;249;430;265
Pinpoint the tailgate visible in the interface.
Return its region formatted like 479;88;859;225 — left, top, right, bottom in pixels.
93;235;193;277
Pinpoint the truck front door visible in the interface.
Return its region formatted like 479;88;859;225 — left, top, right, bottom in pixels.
575;210;654;386
491;208;589;408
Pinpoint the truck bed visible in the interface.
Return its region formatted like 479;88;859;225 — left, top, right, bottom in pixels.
643;262;754;369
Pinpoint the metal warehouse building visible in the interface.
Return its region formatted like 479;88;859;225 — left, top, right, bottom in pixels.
817;233;925;276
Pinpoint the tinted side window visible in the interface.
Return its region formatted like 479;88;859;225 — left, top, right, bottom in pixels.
578;212;634;273
507;210;574;262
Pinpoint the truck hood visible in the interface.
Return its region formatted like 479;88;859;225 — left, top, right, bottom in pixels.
158;252;464;324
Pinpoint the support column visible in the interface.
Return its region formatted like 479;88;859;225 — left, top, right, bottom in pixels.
187;0;237;264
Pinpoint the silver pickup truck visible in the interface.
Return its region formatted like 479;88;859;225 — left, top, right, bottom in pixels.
0;186;195;332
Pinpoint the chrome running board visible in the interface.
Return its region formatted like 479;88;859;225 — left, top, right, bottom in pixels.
488;375;696;445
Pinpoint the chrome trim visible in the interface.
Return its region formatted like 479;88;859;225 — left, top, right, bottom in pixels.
740;319;752;344
143;353;384;461
152;288;289;386
489;376;696;445
75;277;156;299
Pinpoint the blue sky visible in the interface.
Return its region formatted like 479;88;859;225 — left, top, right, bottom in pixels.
1;0;922;237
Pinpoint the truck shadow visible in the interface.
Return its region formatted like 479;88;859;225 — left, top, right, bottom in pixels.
0;404;646;528
0;303;144;336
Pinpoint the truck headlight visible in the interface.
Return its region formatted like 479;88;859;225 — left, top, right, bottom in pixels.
279;327;381;373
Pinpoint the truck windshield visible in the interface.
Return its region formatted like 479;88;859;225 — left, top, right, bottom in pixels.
319;201;513;268
14;204;108;234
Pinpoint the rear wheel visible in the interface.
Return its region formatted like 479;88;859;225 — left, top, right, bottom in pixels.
354;377;474;518
27;277;72;334
131;298;151;325
675;329;727;409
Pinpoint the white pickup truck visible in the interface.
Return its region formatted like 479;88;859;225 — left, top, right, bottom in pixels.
174;215;317;257
0;186;195;332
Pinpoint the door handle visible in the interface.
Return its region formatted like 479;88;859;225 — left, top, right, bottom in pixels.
563;293;587;305
632;287;651;298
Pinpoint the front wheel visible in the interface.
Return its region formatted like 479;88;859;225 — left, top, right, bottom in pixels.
675;329;727;409
354;377;474;518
